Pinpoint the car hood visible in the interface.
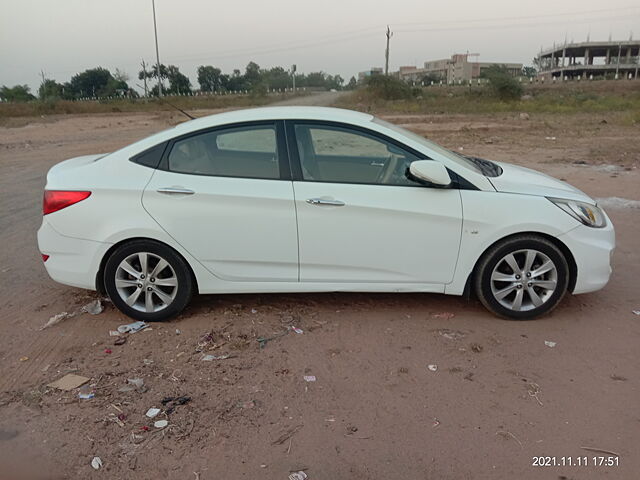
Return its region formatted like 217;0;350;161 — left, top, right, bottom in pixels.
489;161;594;203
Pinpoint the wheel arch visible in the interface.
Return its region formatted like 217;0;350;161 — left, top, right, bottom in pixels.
95;237;199;295
462;231;578;299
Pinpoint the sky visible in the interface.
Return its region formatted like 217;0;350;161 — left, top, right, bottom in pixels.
1;0;639;93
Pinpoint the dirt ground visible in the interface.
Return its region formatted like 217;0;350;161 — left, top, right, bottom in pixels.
0;104;639;480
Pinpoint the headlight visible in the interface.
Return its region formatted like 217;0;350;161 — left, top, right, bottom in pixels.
548;197;606;228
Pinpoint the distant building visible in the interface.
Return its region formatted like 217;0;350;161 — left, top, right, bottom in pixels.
395;54;522;84
536;40;640;79
358;67;383;83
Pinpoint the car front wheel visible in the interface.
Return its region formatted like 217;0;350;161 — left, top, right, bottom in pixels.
104;240;193;321
475;235;570;320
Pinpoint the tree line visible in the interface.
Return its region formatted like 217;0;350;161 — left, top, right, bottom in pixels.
1;62;358;102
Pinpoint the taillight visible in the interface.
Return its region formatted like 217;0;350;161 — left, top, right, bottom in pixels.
41;254;50;262
43;190;91;215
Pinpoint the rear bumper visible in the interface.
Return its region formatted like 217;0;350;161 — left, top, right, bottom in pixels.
37;219;112;290
557;216;615;294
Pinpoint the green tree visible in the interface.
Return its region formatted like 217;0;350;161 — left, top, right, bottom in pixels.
197;65;226;92
38;79;64;100
483;65;523;101
140;64;191;96
244;61;261;87
69;67;113;97
346;76;357;90
0;84;36;102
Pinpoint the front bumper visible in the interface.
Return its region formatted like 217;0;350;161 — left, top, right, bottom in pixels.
37;219;112;290
557;215;615;294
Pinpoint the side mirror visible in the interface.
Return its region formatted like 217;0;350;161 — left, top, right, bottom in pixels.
408;160;451;187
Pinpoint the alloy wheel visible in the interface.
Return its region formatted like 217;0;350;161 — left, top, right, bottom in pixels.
115;252;178;313
489;249;558;312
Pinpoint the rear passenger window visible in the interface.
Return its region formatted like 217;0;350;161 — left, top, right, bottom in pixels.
168;125;279;179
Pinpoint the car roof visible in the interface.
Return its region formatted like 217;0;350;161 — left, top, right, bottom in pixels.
172;106;374;133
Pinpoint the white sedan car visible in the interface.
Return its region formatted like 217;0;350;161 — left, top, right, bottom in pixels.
38;107;614;321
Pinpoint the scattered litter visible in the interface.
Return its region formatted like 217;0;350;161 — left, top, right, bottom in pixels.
432;312;455;320
145;408;161;418
633;310;640;315
143;359;154;365
289;472;307;480
251;308;258;314
78;384;95;400
428;364;438;372
140;425;149;431
47;374;90;391
161;396;191;414
433;418;441;427
240;400;255;409
545;136;557;140
175;329;181;335
91;457;102;470
438;329;465;340
470;343;483;353
257;329;289;349
117;321;148;334
303;375;316;382
114;337;126;346
272;424;303;445
201;353;233;361
580;446;620;456
527;382;544;406
109;330;120;337
82;299;103;315
544;340;557;348
154;420;168;429
127;378;144;388
40;312;72;330
19;356;29;362
104;348;112;354
291;326;304;334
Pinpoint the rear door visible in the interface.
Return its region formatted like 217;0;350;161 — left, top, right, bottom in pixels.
142;121;299;282
288;121;463;285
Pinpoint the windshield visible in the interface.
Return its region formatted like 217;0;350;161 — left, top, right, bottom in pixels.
372;117;482;174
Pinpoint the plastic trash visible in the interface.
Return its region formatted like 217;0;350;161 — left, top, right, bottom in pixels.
289;471;308;480
91;457;102;470
117;321;148;334
78;385;95;399
82;299;103;315
201;353;232;361
40;312;72;330
127;378;144;388
633;310;640;315
145;408;161;418
303;375;316;382
154;420;168;428
544;340;557;348
291;326;303;334
428;364;438;372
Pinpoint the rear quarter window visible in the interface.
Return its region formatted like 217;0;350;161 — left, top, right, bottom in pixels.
129;142;168;168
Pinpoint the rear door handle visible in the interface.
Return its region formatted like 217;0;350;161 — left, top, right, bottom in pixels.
306;197;345;207
157;187;195;195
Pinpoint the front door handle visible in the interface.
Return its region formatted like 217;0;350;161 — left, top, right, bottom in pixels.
157;187;195;195
306;197;345;207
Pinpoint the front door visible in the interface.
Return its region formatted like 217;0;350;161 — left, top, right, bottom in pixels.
289;122;463;284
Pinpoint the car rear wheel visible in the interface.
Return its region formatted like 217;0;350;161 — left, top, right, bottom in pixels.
475;235;569;320
104;240;193;321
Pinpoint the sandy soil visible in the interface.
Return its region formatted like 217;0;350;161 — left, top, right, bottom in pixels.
0;107;639;480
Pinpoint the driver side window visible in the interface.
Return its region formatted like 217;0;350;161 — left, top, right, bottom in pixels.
293;124;422;186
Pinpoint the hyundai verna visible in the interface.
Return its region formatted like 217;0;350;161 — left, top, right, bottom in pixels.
37;107;614;321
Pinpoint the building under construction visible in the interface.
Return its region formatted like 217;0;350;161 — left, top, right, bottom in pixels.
536;39;640;79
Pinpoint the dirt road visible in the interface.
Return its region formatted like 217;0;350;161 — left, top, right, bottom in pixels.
0;107;638;479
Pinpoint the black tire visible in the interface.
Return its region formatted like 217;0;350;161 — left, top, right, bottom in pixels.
104;239;193;322
474;234;569;320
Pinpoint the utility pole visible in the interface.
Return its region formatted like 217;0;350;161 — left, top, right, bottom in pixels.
141;59;149;97
291;64;297;92
384;25;393;75
152;0;163;97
